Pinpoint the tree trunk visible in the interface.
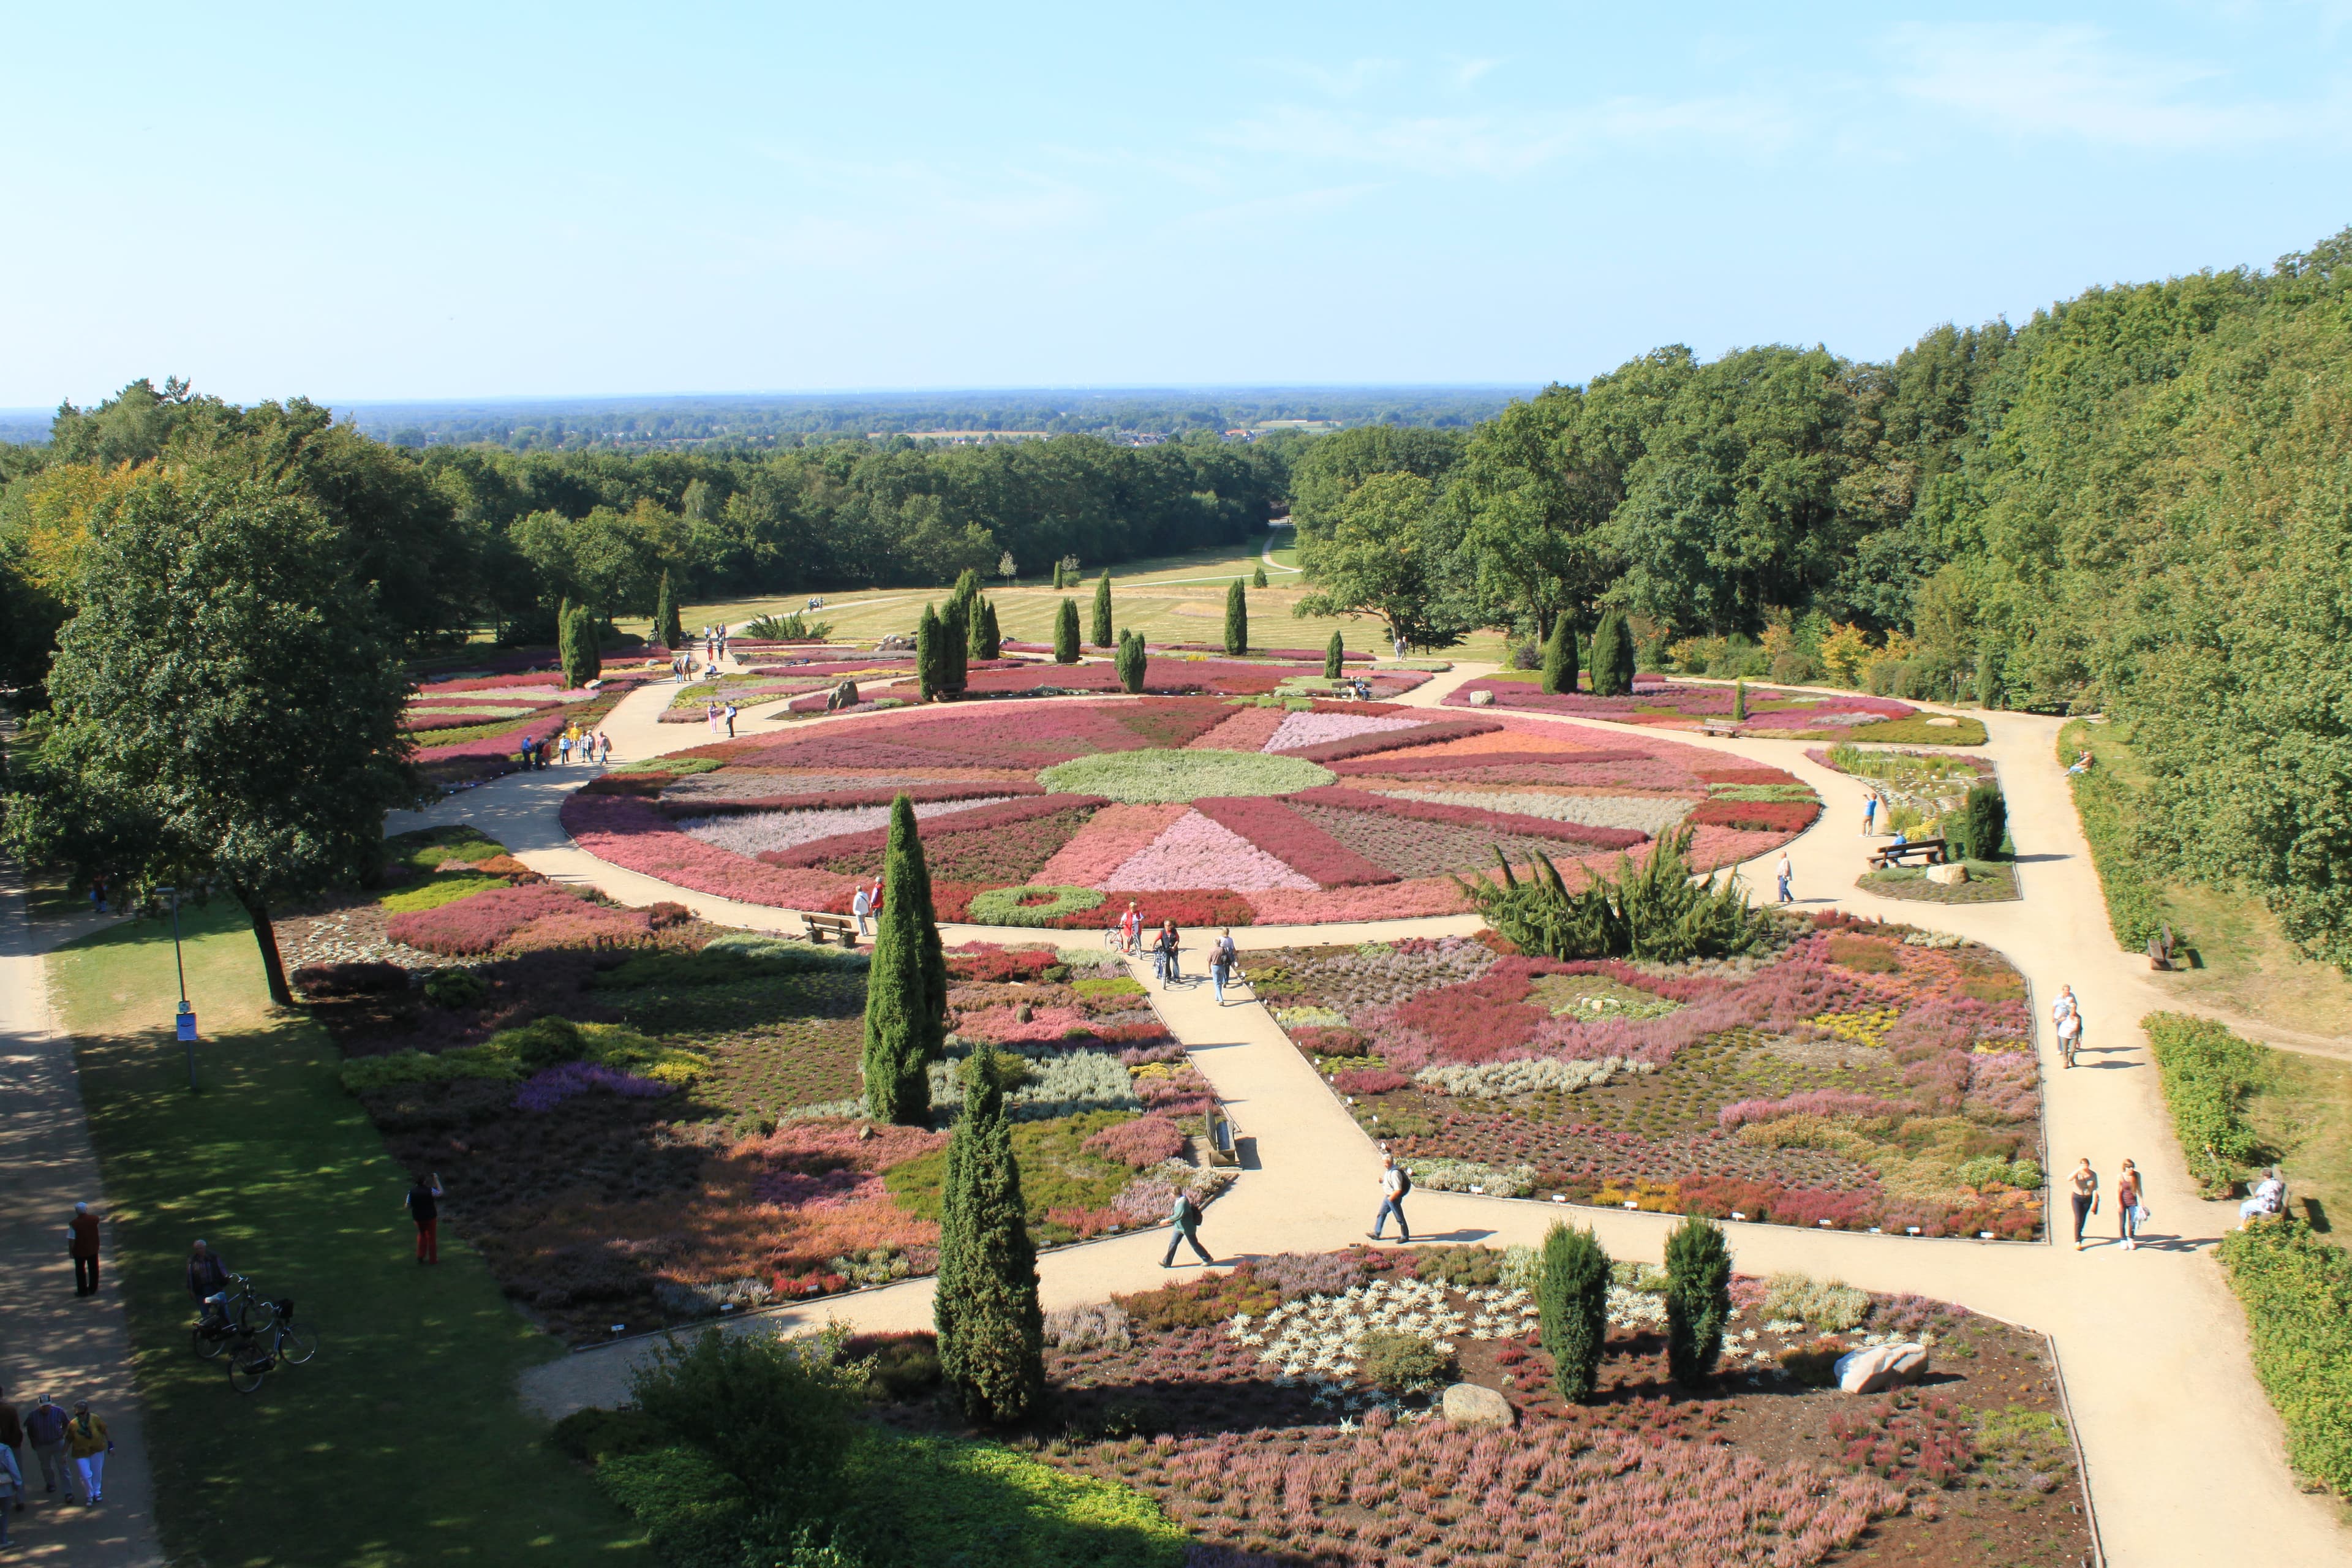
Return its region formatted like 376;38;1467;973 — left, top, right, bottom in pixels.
238;888;295;1006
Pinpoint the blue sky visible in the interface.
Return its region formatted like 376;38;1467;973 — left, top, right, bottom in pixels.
5;2;2350;405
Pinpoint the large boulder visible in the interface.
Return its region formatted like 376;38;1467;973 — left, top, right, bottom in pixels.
1468;689;1496;707
1926;863;1970;886
1441;1382;1515;1427
1835;1343;1931;1395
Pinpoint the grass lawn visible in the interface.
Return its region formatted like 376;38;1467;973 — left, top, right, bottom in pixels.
49;900;644;1567
2244;1049;2352;1235
1858;861;2020;903
2064;718;2352;1044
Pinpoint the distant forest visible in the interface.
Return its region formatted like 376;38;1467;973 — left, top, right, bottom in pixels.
320;387;1528;452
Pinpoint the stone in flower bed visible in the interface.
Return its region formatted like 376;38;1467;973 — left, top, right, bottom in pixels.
315;921;1226;1340
1860;862;2021;905
1254;918;2047;1238
968;1245;2089;1568
560;698;1817;926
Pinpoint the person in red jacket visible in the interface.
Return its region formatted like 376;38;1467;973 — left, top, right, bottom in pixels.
67;1204;100;1297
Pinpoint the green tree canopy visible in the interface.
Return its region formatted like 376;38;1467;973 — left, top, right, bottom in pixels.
1293;469;1472;649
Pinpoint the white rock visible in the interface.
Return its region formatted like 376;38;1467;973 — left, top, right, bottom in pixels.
1441;1382;1515;1427
1925;716;1961;728
1468;690;1496;707
1926;863;1970;886
1836;1341;1931;1394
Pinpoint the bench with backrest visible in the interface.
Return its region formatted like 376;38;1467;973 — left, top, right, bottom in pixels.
2147;922;2177;971
1204;1104;1242;1169
1868;838;1947;869
801;911;860;947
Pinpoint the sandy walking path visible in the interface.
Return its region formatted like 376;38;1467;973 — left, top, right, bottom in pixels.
0;869;164;1566
393;665;2345;1567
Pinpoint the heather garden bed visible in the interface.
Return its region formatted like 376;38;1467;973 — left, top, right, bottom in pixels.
1449;675;1986;745
566;1244;2089;1568
404;652;670;788
1859;862;2020;905
1251;918;2046;1239
300;862;1228;1340
558;696;1819;925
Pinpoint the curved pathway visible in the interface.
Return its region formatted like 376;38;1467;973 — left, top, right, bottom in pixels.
386;666;2348;1567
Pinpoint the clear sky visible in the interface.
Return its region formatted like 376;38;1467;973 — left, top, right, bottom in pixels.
6;2;2349;407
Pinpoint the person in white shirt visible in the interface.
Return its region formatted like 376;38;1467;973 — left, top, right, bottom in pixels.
851;883;874;937
1367;1152;1412;1242
2239;1167;2288;1226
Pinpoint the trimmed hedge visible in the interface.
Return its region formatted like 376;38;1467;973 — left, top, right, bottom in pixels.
2217;1220;2352;1497
2067;748;2171;951
2143;1012;2268;1194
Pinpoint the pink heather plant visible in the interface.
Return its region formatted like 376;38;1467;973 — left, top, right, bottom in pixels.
1034;802;1191;885
1259;710;1426;753
1717;1090;1912;1131
1186;707;1288;752
1242;879;1472;924
1082;1115;1186;1167
679;797;1017;857
1189;797;1395;888
560;793;859;910
1104;811;1316;892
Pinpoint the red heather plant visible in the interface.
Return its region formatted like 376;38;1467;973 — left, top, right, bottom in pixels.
659;782;1044;818
388;883;638;956
1717;1090;1913;1131
559;793;860;911
1272;717;1504;763
1189;796;1396;888
1689;797;1822;833
1287;786;1652;851
1081;1115;1186;1168
756;794;1107;870
1330;747;1659;777
1331;1068;1411;1095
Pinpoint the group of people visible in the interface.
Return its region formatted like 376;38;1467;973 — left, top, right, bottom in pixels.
0;1385;113;1532
2065;1157;2150;1250
1114;905;1244;1003
704;699;740;737
1158;1149;1417;1269
2051;984;2087;1066
850;878;884;937
519;728;611;769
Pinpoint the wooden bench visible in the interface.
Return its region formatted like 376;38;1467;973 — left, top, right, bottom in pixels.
801;912;861;947
1868;838;1947;869
1204;1105;1242;1169
2147;922;2177;971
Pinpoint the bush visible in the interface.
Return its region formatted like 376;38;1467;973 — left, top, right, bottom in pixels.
1770;650;1823;685
1948;782;2008;862
1589;610;1635;696
1776;1335;1850;1387
1081;1115;1185;1168
1223;579;1248;657
1054;598;1080;664
845;1330;944;1401
1760;1272;1871;1332
549;1403;667;1463
967;885;1107;927
1538;1222;1610;1403
2145;1012;2269;1193
1091;571;1114;648
1459;825;1763;963
1540;617;1577;696
292;960;409;997
629;1325;864;1510
1115;629;1147;694
2218;1219;2352;1497
1358;1330;1453;1394
1664;1216;1732;1384
2065;728;2174;951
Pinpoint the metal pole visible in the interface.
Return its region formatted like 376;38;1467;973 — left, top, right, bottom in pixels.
169;892;195;1091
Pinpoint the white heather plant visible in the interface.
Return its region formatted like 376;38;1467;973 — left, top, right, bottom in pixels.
926;1044;1142;1121
1274;1006;1350;1029
1399;1158;1538;1197
1414;1055;1656;1099
1760;1272;1873;1332
1226;1276;1540;1400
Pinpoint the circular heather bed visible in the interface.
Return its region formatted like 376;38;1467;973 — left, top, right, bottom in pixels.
558;696;1822;925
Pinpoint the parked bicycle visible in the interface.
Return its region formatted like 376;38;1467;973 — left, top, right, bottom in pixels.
228;1297;318;1393
192;1273;270;1359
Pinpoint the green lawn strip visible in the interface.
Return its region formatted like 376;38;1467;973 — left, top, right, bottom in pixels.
1856;862;2019;904
50;903;643;1566
2244;1050;2352;1234
1844;715;1988;745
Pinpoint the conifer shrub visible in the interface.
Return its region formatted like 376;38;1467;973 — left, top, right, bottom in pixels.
1664;1215;1732;1384
862;797;939;1123
1223;579;1248;657
1324;630;1344;680
1538;1221;1610;1403
1950;782;2008;862
1733;677;1748;722
1540;617;1577;695
1252;563;1268;588
654;570;684;651
935;1046;1046;1424
975;600;1001;660
1116;629;1147;694
1590;610;1635;696
1054;598;1080;664
916;606;947;701
1091;571;1113;647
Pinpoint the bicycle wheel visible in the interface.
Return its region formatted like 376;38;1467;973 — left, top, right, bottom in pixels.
231;1294;270;1335
279;1322;318;1365
1102;927;1121;952
228;1346;273;1394
192;1324;229;1360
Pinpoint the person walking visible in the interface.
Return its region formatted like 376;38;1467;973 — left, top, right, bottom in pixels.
2116;1158;2144;1250
1161;1188;1213;1268
557;731;572;766
406;1171;443;1264
0;1441;19;1544
1774;851;1794;905
2068;1158;2100;1250
1861;793;1879;835
23;1396;67;1501
0;1383;23;1517
63;1403;108;1507
22;1401;66;1504
1209;928;1238;1005
67;1202;100;1296
1120;901;1142;956
851;881;875;938
723;700;738;737
1368;1152;1412;1242
705;701;720;734
1152;922;1181;989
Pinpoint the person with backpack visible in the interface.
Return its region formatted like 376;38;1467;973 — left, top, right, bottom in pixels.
723;701;739;737
1152;922;1181;988
1368;1152;1412;1242
1161;1187;1213;1268
1208;929;1238;1005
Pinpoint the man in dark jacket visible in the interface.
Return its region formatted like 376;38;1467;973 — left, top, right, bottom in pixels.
405;1172;443;1264
67;1204;100;1296
186;1239;230;1317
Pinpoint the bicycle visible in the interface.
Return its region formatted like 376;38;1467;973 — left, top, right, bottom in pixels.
192;1273;270;1360
227;1298;318;1394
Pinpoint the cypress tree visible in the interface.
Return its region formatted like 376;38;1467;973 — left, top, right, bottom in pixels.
916;605;946;701
1324;630;1344;681
1590;611;1636;696
975;599;1001;660
556;595;576;672
1733;677;1748;722
1664;1216;1732;1385
1054;598;1080;663
861;797;937;1124
935;1046;1045;1424
563;603;601;688
654;570;684;652
940;601;969;693
1540;616;1577;695
1223;578;1248;656
1537;1221;1611;1403
1090;571;1113;647
1115;628;1147;694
